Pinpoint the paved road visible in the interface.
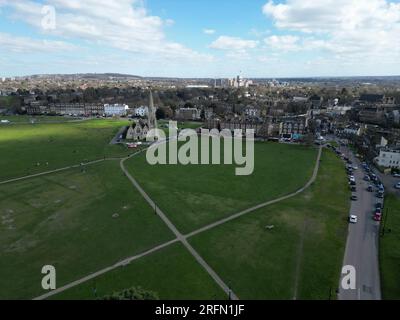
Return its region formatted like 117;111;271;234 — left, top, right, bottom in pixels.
110;126;128;145
338;146;382;300
33;145;323;300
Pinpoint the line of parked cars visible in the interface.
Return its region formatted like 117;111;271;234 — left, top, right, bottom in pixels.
328;143;386;224
361;162;385;222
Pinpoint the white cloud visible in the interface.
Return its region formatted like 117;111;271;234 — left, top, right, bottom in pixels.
263;0;400;61
210;36;259;52
203;29;216;35
0;32;76;53
2;0;211;61
265;35;300;51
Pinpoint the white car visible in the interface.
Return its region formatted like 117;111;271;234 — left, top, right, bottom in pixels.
349;215;358;224
395;183;400;190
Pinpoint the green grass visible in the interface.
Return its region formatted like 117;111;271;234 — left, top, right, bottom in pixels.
126;142;318;234
51;243;226;300
0;161;174;299
0;119;133;180
380;194;400;299
188;150;349;299
158;120;202;136
0;115;76;123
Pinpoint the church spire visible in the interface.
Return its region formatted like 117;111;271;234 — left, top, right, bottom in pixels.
148;90;157;129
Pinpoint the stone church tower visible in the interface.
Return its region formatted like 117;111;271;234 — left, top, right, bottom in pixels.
147;90;158;130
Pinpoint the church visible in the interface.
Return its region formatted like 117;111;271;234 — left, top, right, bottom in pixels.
126;91;158;141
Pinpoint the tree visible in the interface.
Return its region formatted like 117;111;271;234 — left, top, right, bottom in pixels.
184;102;194;109
101;286;159;300
200;109;205;120
156;108;166;120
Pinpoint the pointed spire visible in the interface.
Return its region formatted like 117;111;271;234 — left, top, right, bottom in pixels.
148;90;157;129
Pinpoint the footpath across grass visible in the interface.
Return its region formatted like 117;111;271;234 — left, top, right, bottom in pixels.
51;242;226;300
0;119;132;180
189;150;349;299
380;194;400;299
0;161;174;299
126;142;318;234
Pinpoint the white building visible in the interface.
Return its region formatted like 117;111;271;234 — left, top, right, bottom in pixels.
327;105;352;116
343;125;362;136
376;149;400;169
134;106;149;117
229;75;253;88
244;106;259;118
104;104;129;116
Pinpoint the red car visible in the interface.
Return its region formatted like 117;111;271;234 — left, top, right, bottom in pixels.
374;214;382;222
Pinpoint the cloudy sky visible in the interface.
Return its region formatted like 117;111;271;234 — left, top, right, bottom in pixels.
1;0;400;78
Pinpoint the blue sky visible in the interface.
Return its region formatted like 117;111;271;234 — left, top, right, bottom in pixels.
1;0;400;78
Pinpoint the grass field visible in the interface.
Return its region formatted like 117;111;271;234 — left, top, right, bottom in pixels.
0;161;174;299
51;243;226;300
0;117;351;300
0;115;76;123
380;194;400;299
126;142;318;233
0;119;132;180
188;150;349;299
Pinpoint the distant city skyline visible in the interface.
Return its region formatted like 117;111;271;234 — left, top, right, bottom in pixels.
1;0;400;78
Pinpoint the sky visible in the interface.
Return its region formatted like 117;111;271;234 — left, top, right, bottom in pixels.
0;0;400;78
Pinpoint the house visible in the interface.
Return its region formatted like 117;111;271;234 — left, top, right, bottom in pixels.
244;106;259;118
376;148;400;169
343;125;361;136
104;104;129;116
134;106;149;117
176;107;201;120
310;95;323;109
279;118;307;138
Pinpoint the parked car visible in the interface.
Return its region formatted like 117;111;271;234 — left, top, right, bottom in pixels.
351;195;358;201
376;203;383;209
395;182;400;189
349;215;358;224
351;186;357;192
373;214;382;222
364;175;371;181
393;173;400;178
377;191;384;199
367;185;374;192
